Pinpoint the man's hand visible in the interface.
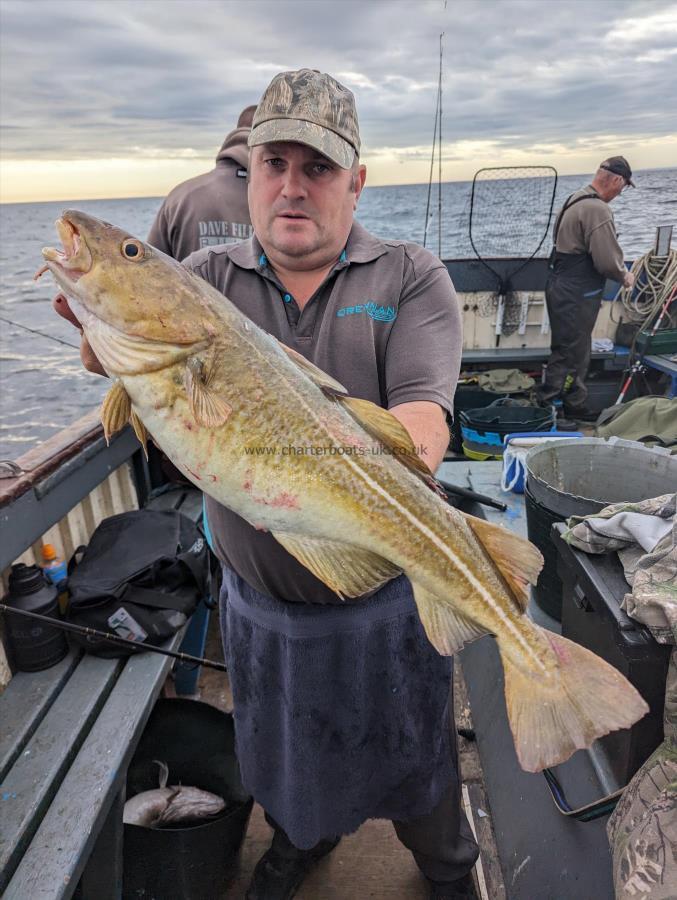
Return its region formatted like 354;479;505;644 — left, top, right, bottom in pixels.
623;271;635;290
53;293;107;376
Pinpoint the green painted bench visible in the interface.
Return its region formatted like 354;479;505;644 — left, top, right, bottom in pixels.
0;636;181;899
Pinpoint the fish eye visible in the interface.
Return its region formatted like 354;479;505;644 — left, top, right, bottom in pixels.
121;238;146;261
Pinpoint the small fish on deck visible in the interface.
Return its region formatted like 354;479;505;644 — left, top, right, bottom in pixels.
123;761;226;829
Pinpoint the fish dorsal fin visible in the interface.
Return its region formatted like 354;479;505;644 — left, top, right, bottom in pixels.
100;379;131;444
413;583;488;656
277;341;348;394
184;356;232;428
337;395;443;491
459;512;543;611
271;531;400;598
278;343;441;493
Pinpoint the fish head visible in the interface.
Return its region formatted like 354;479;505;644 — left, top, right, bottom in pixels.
40;210;217;375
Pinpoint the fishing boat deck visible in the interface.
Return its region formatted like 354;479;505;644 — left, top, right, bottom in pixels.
194;625;506;900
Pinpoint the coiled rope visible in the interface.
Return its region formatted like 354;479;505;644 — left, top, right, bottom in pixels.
614;248;677;329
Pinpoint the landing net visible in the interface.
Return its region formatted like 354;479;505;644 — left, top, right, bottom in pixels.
468;166;558;335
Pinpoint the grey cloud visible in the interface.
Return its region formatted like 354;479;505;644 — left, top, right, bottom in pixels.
0;0;675;163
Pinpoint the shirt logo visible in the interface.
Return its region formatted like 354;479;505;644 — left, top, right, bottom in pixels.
336;301;397;323
198;220;253;248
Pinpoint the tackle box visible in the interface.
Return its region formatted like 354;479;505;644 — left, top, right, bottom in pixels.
635;327;677;355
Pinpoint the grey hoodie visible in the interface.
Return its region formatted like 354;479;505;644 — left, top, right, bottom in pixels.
148;126;253;262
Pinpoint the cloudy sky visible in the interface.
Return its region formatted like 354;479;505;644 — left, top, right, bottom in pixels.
1;0;676;202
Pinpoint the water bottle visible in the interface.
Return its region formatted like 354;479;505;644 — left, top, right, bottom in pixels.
41;543;69;612
2;563;68;672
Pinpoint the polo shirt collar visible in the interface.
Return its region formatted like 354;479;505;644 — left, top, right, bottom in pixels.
226;221;388;272
343;221;389;264
227;235;266;270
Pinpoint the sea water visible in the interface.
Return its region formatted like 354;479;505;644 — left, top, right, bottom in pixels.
1;168;675;457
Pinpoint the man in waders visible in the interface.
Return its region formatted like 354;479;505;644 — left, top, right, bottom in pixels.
55;69;479;900
536;157;635;421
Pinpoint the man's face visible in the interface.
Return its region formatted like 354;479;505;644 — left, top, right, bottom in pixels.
609;173;627;199
599;167;629;201
248;142;366;268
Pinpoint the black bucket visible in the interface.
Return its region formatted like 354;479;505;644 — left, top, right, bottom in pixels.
524;484;569;619
123;699;253;900
450;387;508;452
525;438;677;621
460;400;553;459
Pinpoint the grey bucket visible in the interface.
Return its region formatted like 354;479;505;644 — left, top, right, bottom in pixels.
524;438;677;619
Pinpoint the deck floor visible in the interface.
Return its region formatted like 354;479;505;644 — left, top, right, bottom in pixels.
170;604;507;900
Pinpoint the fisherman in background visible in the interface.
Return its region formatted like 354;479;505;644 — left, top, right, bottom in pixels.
147;104;256;260
536;157;635;421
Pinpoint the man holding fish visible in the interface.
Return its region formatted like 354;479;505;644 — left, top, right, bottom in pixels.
50;68;646;900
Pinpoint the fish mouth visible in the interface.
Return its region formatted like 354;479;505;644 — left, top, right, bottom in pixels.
35;216;93;283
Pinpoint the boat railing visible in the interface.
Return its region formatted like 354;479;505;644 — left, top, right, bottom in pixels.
0;410;149;689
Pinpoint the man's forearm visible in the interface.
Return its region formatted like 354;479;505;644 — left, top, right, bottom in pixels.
389;401;449;473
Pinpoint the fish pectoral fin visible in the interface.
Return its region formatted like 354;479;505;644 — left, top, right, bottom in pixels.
277;341;348;395
271;531;400;598
130;409;149;459
413;584;488;656
459;512;543;612
100;378;131;444
184;356;232;428
337;396;442;490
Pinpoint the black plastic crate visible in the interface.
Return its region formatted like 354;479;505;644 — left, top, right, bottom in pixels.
552;522;671;786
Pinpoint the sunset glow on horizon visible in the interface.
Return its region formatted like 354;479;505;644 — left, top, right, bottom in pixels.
3;134;677;205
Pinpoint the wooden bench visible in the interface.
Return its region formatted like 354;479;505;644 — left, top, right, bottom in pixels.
0;414;204;896
0;633;183;899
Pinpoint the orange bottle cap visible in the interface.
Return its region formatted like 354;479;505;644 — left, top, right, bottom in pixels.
42;543;57;561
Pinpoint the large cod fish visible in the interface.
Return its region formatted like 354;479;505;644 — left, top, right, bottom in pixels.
38;210;648;773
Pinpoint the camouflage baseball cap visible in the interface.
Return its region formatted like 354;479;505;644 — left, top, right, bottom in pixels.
248;69;360;169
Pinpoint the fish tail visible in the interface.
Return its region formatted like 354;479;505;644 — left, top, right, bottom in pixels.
501;630;649;772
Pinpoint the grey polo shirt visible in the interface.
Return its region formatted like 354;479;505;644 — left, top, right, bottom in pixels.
185;221;462;604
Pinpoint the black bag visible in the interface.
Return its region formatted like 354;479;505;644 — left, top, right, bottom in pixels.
66;509;210;658
615;321;641;348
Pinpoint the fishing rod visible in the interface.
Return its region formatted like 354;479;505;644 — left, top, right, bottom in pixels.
423;31;444;253
0;314;81;350
0;603;228;672
616;284;677;404
438;479;508;512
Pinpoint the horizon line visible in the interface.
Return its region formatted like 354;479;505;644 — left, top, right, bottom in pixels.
1;163;674;206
